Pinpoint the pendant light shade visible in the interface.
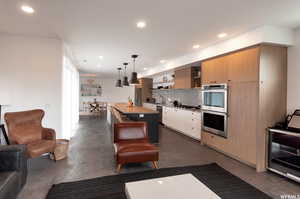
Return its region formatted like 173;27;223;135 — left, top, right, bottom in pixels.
130;54;139;84
116;68;122;87
122;62;129;86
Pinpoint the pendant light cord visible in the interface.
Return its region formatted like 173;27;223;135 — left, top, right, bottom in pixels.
118;68;121;79
133;58;136;72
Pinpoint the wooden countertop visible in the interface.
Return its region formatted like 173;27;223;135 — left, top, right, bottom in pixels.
113;103;159;114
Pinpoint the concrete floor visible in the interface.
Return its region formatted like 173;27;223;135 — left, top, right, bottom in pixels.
18;115;300;199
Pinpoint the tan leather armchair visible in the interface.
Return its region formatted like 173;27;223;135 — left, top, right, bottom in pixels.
5;109;56;159
114;122;159;172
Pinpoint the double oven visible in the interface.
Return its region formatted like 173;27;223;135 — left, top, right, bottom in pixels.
201;84;228;138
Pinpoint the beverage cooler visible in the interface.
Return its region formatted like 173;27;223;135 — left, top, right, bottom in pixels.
268;128;300;182
268;110;300;183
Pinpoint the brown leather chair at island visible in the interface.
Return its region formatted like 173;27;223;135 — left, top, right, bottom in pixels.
114;122;159;172
5;109;56;160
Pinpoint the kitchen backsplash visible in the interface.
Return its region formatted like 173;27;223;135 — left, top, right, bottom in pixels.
152;89;201;106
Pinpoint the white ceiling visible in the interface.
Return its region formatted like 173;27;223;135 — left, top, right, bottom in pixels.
1;0;300;77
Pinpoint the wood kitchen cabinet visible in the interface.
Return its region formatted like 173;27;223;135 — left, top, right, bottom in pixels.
201;56;228;84
174;68;187;89
174;67;200;89
227;81;258;165
202;81;259;167
201;132;231;154
201;45;287;172
138;78;153;103
202;47;259;84
227;47;259;82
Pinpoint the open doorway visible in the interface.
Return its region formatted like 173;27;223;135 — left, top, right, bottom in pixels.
79;74;104;117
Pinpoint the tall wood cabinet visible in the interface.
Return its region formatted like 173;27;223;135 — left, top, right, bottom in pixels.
201;45;287;172
138;78;153;103
201;56;228;84
174;67;200;89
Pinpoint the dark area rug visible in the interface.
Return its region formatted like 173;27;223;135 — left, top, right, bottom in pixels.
46;163;272;199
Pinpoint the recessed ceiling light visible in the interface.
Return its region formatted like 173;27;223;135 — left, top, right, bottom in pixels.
160;60;166;64
98;56;103;60
193;44;200;49
157;180;163;185
218;33;227;38
143;68;148;70
21;5;34;14
137;21;146;29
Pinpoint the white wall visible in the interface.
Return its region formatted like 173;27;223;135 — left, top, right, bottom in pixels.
287;28;300;113
0;33;63;138
80;76;135;108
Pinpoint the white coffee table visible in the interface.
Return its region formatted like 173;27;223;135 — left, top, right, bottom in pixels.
125;173;221;199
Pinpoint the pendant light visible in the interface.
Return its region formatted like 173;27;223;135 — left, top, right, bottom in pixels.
116;68;122;87
130;54;139;84
122;62;129;86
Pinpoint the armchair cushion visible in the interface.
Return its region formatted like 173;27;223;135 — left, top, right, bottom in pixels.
13;124;42;144
5;109;44;144
114;122;148;143
27;140;56;158
116;142;159;164
42;128;56;140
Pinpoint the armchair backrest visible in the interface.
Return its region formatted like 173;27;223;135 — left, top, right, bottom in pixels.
114;122;148;143
5;109;44;144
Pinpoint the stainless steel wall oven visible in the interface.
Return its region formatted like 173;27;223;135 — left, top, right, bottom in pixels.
202;110;227;137
201;84;228;138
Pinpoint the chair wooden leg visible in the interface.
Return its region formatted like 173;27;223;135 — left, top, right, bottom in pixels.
152;161;158;169
117;164;122;173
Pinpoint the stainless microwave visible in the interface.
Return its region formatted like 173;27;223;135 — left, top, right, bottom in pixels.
201;84;228;113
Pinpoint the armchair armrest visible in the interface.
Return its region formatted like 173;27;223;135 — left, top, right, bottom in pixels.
0;145;27;172
42;128;56;140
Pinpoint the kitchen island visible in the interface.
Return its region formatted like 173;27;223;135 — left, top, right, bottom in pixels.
110;103;160;143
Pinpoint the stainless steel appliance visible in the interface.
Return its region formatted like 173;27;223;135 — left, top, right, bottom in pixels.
268;128;300;183
202;110;227;137
267;110;300;183
201;84;227;113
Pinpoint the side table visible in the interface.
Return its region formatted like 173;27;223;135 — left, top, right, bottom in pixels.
0;124;10;145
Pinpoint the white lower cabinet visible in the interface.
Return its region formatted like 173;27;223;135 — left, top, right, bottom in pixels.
162;106;201;140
